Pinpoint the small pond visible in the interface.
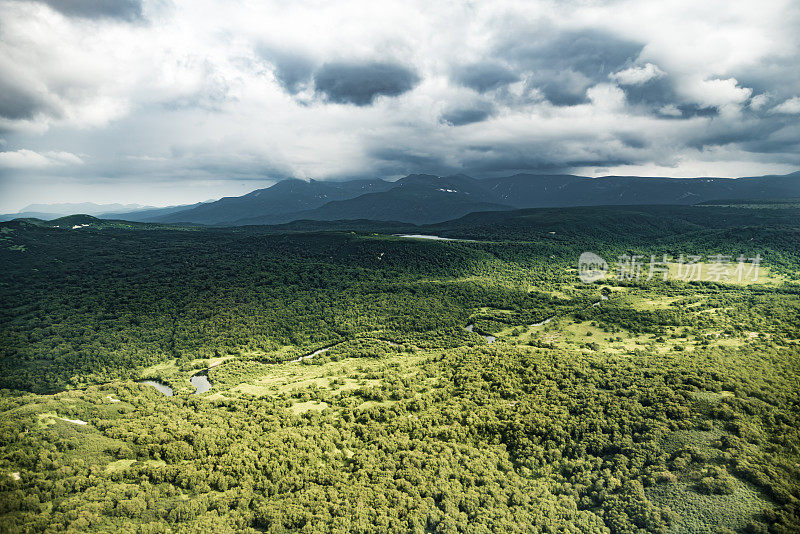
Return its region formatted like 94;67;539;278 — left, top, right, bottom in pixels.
394;234;457;241
141;380;173;396
190;374;212;394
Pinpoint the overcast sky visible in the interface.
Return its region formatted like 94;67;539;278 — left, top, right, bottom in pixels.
1;0;799;212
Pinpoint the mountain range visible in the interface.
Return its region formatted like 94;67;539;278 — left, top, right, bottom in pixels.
7;171;800;226
0;201;209;222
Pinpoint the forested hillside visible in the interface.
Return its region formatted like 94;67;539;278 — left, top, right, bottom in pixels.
0;204;798;533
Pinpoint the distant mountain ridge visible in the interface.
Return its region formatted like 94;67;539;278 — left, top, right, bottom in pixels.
1;202;153;222
23;202;150;214
155;171;800;226
0;201;211;223
99;202;210;221
10;171;800;226
232;174;514;225
480;172;800;208
153;178;394;225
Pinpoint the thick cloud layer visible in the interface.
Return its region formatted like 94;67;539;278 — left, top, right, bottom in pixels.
0;0;799;211
313;62;420;106
452;62;519;93
0;77;51;120
440;103;495;126
258;47;315;95
494;28;644;105
36;0;143;20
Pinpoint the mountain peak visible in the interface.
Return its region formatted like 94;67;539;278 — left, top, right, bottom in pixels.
396;174;440;184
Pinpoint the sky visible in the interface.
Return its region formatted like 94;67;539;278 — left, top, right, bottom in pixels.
1;0;799;212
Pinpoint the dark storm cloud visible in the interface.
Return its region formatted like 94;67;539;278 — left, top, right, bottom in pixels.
258;51;421;103
368;142;631;178
736;55;800;102
500;28;643;79
34;0;143;21
619;76;718;119
622;76;675;107
536;75;592;106
367;147;454;176
460;151;631;175
313;62;420;106
615;134;647;150
685;118;787;151
495;28;643;105
739;123;800;154
0;77;51;120
451;62;519;93
258;47;315;94
440;103;495;126
673;104;718;119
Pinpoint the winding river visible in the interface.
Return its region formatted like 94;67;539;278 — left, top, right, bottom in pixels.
289;345;334;363
143;294;611;397
143;343;339;397
142;373;211;396
393;234;457;241
463;323;496;343
464;293;610;343
143;296;610;398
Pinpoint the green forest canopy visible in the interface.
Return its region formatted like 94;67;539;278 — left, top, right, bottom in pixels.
0;203;798;533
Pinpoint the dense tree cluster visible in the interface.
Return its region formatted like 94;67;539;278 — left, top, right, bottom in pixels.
0;334;798;532
0;204;798;532
1;227;596;393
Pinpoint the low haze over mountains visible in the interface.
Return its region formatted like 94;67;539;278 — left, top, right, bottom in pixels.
0;202;152;222
6;172;800;226
0;201;209;223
